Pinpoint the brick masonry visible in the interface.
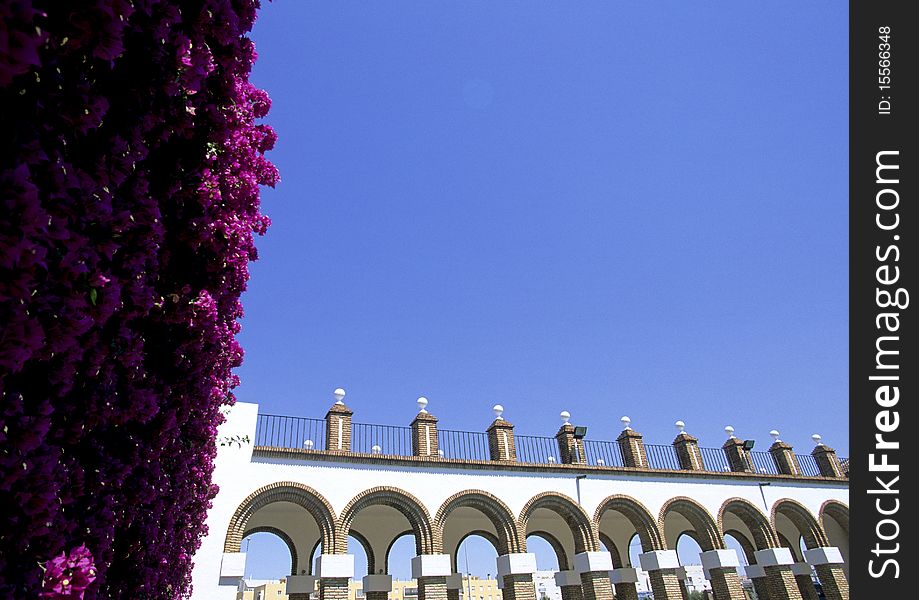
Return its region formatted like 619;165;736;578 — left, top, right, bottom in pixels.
764;565;804;600
751;577;770;600
289;594;311;600
616;428;648;468
412;412;440;457
673;432;704;470
794;573;820;600
502;574;537;600
556;424;586;465
418;576;448;600
487;419;517;461
814;564;849;600
326;403;353;452
769;441;802;476
721;437;754;473
612;582;639;600
319;578;350;600
579;571;614;600
446;589;460;600
648;568;683;600
367;592;389;600
559;584;583;600
811;445;843;478
707;567;746;600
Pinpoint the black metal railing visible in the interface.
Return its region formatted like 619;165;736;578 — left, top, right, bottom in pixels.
699;446;731;473
255;414;327;450
749;451;779;475
351;422;412;456
796;453;822;477
516;435;560;465
583;439;625;467
438;429;490;461
645;443;681;470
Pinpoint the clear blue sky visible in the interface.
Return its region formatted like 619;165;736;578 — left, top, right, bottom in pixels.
237;1;847;581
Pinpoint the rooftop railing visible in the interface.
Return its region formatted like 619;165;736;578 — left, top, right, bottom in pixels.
251;410;847;480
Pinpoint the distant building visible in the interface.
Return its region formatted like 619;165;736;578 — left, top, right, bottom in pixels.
237;578;288;600
531;571;561;600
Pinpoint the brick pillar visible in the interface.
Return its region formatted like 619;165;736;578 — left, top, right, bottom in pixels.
804;547;848;600
502;574;537;600
811;443;844;478
367;593;389;600
813;565;849;600
722;437;754;473
793;568;819;600
487;414;517;461
744;566;771;600
640;551;683;600
753;548;802;600
580;571;614;600
326;402;353;452
287;575;318;600
411;409;439;457
767;433;801;476
708;568;746;600
617;425;649;468
556;422;586;465
446;590;460;600
610;567;640;600
677;575;691;600
673;430;704;470
364;574;393;600
418;577;448;600
319;578;349;600
555;570;583;600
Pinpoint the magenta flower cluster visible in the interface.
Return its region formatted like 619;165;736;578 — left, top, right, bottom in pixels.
40;545;97;599
1;1;276;598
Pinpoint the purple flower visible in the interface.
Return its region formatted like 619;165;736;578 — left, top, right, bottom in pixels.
40;545;97;599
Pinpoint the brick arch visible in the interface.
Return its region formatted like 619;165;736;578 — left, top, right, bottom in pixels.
658;497;724;551
519;492;598;554
385;530;416;574
819;500;849;535
242;526;299;576
224;482;336;555
771;498;829;549
527;530;571;571
598;532;624;569
723;529;758;565
451;530;501;574
435;490;521;555
717;497;778;550
594;494;665;553
338;487;436;555
351;529;376;575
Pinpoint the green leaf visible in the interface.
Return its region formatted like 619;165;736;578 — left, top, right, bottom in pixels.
89;288;98;305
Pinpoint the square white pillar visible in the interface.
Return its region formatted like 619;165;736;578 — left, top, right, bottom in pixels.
446;574;465;590
411;554;452;578
363;574;393;592
496;553;538;576
745;565;766;579
220;552;246;578
804;546;845;566
554;570;581;587
792;563;813;577
753;548;795;567
574;551;614;573
700;549;740;570
609;568;639;584
287;575;318;594
314;554;355;578
638;550;680;571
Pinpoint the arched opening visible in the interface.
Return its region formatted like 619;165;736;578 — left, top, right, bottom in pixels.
241;530;296;580
386;533;416;580
455;534;502;597
520;492;596;577
675;533;710;595
437;490;520;576
820;501;849;578
773;499;838;599
526;533;564;572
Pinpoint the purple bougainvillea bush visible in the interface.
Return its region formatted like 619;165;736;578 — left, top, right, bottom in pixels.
1;1;277;597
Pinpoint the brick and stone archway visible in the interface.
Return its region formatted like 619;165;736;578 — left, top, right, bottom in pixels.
223;481;336;558
520;493;611;600
435;489;522;556
818;500;849;578
242;526;299;576
772;499;848;600
594;495;666;600
660;497;745;600
337;487;437;556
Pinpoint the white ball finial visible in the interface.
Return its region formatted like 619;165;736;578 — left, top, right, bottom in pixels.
725;425;735;438
770;430;781;442
417;397;429;413
304;439;314;450
560;410;571;424
493;404;504;420
437;449;444;457
597;458;605;466
675;420;685;433
333;388;346;405
547;456;556;463
371;444;382;454
812;434;823;446
621;416;632;430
